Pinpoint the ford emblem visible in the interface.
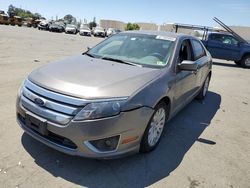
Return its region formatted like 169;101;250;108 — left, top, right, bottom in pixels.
34;98;45;106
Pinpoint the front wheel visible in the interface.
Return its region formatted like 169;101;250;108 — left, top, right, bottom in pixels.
240;55;250;68
140;102;167;153
196;75;210;100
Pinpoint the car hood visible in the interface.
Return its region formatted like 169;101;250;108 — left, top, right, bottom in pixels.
28;55;163;99
80;29;90;32
66;27;76;30
94;30;105;33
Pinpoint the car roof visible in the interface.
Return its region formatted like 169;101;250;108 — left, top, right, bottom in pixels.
122;30;195;40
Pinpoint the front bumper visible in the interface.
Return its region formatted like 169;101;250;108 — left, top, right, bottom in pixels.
16;98;153;159
50;28;63;32
65;29;76;34
80;31;91;36
94;32;105;37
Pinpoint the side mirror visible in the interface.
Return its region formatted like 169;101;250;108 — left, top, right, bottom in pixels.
178;60;198;71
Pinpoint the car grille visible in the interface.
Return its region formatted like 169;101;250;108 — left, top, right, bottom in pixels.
18;114;77;149
20;79;87;125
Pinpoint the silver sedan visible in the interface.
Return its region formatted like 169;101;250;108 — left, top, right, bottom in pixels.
16;31;212;159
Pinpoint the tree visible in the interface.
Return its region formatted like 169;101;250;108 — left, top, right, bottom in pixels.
33;13;41;19
125;23;140;31
89;17;97;29
63;14;76;24
7;4;43;19
7;4;16;18
89;21;97;29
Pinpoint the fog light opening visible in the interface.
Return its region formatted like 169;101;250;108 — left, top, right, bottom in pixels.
86;135;120;153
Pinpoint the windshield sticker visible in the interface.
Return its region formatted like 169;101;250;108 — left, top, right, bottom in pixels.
156;35;176;41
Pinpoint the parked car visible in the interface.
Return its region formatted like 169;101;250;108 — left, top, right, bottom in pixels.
9;16;22;27
201;32;250;68
106;28;121;37
49;22;64;32
79;25;91;36
174;18;250;68
38;20;50;30
16;31;212;159
93;26;105;37
0;13;9;25
23;17;40;28
65;24;78;34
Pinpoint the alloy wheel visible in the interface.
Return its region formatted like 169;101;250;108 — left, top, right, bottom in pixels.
148;107;166;147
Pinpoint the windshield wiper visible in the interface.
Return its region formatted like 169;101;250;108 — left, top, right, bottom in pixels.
101;57;142;67
82;52;95;58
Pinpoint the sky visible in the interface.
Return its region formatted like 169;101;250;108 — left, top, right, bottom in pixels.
0;0;250;27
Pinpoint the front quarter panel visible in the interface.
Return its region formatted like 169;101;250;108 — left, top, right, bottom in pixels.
122;69;174;113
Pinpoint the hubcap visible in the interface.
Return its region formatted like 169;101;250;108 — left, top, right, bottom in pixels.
203;77;210;97
245;58;250;66
148;108;166;147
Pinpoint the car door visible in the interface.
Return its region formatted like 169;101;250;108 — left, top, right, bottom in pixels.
207;34;241;60
191;39;210;89
172;39;198;112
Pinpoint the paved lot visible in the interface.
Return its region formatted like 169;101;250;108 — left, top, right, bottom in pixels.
0;25;249;188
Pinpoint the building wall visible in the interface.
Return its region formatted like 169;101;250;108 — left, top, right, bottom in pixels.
99;19;250;41
99;19;126;30
135;22;158;30
230;26;250;41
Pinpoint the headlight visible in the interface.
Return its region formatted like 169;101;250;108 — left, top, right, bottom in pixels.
74;100;126;121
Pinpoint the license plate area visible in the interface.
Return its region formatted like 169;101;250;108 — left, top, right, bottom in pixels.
25;112;48;135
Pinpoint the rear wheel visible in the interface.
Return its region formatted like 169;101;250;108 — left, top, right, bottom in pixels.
240;55;250;68
196;74;210;100
140;102;168;153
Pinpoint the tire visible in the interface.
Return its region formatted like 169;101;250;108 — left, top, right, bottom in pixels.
240;55;250;68
196;74;211;100
140;101;168;153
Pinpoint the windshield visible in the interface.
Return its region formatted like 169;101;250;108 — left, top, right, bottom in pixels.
88;33;175;68
95;27;104;31
81;26;90;30
67;24;76;28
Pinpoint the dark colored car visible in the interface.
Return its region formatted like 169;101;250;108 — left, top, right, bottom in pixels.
49;22;65;33
202;32;250;68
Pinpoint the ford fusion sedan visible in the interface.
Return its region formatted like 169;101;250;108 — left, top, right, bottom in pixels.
16;31;212;159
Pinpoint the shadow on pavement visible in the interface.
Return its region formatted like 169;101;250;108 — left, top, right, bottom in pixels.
213;61;240;68
22;91;221;188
